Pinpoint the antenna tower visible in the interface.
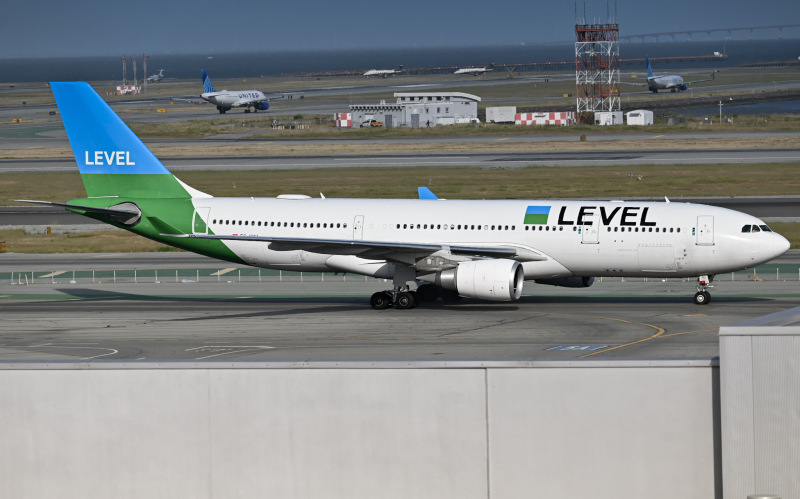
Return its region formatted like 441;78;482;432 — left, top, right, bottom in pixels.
132;55;138;90
143;54;148;93
574;3;620;122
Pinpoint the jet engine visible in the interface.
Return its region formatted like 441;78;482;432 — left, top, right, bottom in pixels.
679;84;688;91
535;276;595;288
256;102;270;111
435;259;524;301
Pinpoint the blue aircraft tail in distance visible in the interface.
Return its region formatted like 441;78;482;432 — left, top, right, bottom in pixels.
201;69;215;93
645;55;654;79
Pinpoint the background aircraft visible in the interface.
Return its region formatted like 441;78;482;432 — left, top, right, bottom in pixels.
630;56;716;93
363;65;403;77
200;69;275;114
454;64;494;76
146;69;164;83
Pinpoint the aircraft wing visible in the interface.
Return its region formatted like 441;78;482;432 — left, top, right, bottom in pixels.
164;233;546;263
684;72;716;85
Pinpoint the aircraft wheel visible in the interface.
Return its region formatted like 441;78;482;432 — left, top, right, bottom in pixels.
245;109;251;113
370;291;392;310
395;291;416;310
694;291;711;305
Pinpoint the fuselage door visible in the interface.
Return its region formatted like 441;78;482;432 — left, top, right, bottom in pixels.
581;216;599;244
696;216;714;245
193;207;211;234
353;215;364;240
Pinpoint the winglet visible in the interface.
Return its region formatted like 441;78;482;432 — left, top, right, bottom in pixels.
418;187;438;200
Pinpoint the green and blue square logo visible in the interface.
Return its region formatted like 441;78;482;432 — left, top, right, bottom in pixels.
524;205;551;224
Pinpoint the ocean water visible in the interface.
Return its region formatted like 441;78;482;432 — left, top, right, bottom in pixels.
0;39;797;83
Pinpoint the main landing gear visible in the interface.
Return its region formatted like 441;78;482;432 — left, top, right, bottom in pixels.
693;275;713;305
370;283;457;310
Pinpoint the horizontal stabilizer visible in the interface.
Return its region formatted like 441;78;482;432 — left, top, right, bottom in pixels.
16;199;141;226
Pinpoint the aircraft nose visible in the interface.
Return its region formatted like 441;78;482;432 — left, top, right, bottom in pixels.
774;233;791;259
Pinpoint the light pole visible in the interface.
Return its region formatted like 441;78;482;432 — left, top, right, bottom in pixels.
718;100;723;124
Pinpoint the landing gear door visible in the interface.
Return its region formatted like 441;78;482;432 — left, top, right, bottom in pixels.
581;216;599;244
696;216;714;245
193;207;211;235
353;215;364;240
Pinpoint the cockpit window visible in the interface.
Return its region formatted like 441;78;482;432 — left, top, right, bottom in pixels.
752;225;761;232
741;225;751;233
760;225;772;232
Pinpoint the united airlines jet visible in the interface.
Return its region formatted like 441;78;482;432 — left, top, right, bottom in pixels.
22;83;789;309
200;69;272;114
638;56;716;93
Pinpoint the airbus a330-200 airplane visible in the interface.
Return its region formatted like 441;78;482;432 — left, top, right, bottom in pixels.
200;69;273;114
24;83;789;310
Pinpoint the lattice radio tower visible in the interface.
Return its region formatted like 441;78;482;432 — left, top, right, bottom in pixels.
575;3;620;122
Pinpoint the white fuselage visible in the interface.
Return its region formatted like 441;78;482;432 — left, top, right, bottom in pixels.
648;75;685;91
200;90;267;109
192;197;789;280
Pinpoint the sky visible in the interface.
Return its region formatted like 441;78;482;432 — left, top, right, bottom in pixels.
1;0;796;58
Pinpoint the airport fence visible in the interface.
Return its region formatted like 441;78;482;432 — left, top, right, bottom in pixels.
2;263;800;286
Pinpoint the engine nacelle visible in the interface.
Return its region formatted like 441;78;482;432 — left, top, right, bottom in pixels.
256;102;270;111
535;276;595;288
436;259;524;301
679;84;688;91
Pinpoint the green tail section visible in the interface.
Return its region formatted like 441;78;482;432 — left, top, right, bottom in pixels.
80;174;192;199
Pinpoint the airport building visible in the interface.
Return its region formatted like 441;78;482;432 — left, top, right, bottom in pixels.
344;92;481;128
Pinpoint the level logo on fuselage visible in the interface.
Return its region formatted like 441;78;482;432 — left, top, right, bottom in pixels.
524;205;551;224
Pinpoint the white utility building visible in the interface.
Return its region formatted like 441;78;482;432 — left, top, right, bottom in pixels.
626;109;654;125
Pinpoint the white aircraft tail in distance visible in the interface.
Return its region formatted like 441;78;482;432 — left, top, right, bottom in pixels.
200;69;277;114
146;69;165;83
631;56;716;93
23;82;790;309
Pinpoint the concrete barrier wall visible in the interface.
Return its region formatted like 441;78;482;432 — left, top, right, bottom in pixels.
720;318;800;499
0;362;719;499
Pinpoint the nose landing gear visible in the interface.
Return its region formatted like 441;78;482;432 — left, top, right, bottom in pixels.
693;275;713;305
